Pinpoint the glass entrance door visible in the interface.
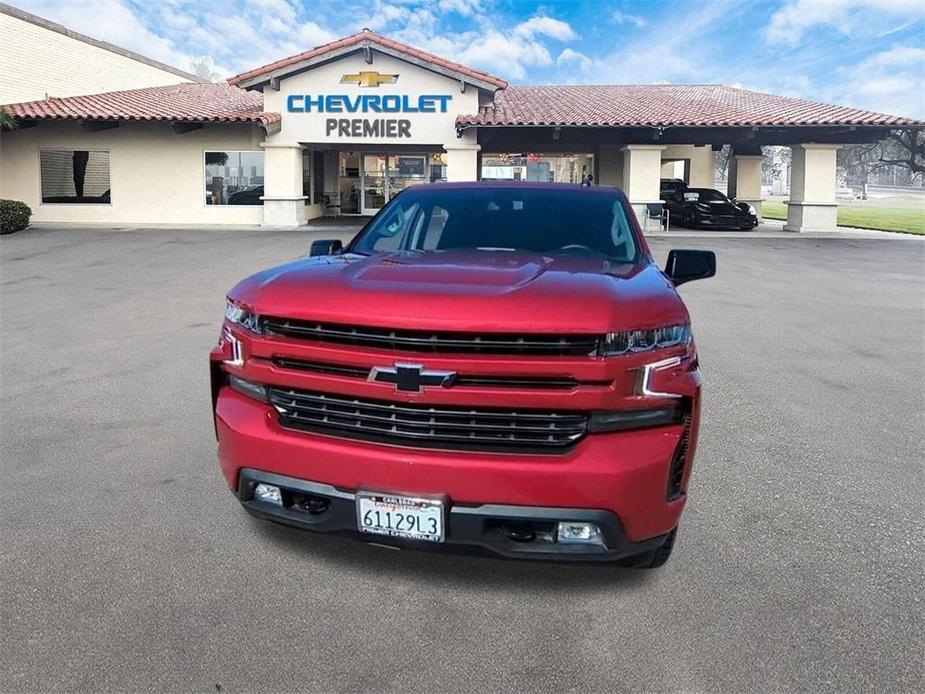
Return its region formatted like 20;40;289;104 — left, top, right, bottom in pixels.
387;155;428;197
346;153;434;215
361;155;386;215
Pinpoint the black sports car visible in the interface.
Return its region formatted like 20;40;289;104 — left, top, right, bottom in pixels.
664;187;758;230
660;177;688;200
227;185;265;205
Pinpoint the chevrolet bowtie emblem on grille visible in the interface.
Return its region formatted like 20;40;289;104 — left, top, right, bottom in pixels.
368;363;456;393
341;70;399;88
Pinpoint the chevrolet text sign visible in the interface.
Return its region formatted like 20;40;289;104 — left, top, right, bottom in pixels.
286;94;452;113
286;71;453;139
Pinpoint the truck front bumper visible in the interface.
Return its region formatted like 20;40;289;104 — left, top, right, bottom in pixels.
215;384;696;561
237;468;672;562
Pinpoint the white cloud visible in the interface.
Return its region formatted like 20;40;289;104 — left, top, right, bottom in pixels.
766;0;925;45
12;0;585;83
828;45;925;118
589;0;744;83
611;10;646;28
297;20;338;46
16;0;208;75
557;48;592;72
512;15;578;41
381;9;580;80
440;0;483;16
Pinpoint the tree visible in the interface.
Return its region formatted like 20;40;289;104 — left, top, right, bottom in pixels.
205;152;228;167
874;129;925;175
762;146;790;184
838;128;925;189
0;107;16;131
191;56;221;83
714;145;731;180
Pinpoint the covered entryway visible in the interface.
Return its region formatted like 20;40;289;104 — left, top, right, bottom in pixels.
458;85;922;232
229;31;504;227
332;151;445;215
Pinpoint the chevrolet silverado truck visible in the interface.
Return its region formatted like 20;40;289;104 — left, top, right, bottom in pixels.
210;182;715;567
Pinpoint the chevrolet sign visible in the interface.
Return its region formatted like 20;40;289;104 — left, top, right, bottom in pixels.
286;93;452;113
340;70;399;87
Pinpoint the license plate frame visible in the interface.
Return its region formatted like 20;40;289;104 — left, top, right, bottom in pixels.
356;492;445;543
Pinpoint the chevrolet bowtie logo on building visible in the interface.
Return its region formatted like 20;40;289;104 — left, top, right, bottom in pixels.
369;363;456;393
341;71;399;88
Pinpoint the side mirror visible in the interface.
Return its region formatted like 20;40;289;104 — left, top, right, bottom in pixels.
665;249;716;286
309;239;343;256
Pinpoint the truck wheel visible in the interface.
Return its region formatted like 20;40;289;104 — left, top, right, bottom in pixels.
626;528;677;569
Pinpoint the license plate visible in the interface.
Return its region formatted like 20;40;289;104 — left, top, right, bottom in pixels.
356;492;444;543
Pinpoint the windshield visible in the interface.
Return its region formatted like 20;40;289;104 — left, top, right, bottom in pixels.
350;186;640;262
682;189;729;203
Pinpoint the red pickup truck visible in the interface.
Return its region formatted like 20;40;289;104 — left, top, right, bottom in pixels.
210;182;715;567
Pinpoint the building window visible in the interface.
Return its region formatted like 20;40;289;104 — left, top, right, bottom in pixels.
302;150;326;206
40;150;111;204
204;151;264;205
481;153;594;184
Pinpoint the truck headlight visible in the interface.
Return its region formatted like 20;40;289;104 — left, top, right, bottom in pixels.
599;324;689;356
746;204;757;216
225;299;261;333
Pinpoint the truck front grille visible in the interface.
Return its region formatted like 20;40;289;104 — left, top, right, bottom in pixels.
266;386;589;452
272;357;590;390
261;317;599;356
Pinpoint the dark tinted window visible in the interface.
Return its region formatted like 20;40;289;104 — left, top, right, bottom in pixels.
351;187;639;261
40;150;111;204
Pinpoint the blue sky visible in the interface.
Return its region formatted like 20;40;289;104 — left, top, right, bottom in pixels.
14;0;925;117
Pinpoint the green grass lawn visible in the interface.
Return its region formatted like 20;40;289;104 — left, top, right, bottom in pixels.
762;201;925;235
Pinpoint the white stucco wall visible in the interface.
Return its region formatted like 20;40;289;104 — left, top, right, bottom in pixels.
0;11;194;104
621;145;664;204
660;144;715;188
0;121;265;225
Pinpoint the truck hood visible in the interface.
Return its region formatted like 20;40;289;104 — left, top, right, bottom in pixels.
228;250;688;333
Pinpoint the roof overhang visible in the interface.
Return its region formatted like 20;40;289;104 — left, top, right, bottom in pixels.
468;124;908;151
231;39;506;94
1;113;280;134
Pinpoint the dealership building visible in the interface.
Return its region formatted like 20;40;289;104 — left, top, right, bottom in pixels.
1;7;922;231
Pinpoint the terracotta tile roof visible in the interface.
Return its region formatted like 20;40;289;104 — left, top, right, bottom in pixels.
227;29;508;90
457;84;924;128
1;82;280;127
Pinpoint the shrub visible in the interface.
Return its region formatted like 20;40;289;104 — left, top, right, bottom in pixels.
0;199;32;234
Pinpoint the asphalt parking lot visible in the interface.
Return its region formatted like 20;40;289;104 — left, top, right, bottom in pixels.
1;226;923;693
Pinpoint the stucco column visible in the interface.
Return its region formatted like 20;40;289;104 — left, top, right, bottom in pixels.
727;154;764;220
621;144;665;219
261;141;307;227
784;144;838;232
444;131;480;182
688;147;715;188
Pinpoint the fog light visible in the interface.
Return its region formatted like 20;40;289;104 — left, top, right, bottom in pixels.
228;374;268;402
254;483;282;506
557;522;605;546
